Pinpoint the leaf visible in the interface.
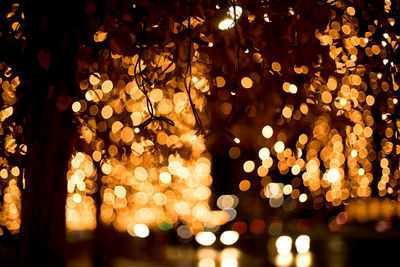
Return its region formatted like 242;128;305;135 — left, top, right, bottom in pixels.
37;49;50;71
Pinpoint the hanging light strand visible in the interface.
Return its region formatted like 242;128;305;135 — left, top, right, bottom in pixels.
184;0;204;133
134;18;174;130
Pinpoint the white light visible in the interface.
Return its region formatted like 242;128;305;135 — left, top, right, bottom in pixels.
221;258;238;267
196;231;216;246
220;248;240;259
220;231;239;245
275;253;293;267
134;224;150;238
276;236;292;255
228;6;242;19
295;235;310;254
326;168;340;183
219;19;235;30
296;252;311;267
199;258;216;267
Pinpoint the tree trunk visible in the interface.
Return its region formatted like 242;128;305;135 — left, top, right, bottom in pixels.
19;0;83;265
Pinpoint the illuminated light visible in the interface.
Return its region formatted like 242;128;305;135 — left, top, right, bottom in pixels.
283;184;293;195
134;224;150;238
289;84;297;94
220;248;240;261
394;98;398;104
231;91;236;96
101;80;113;93
241;77;253;89
274;141;285;153
160;172;172;183
282;107;292;118
192;135;197;141
295;235;310;254
72;101;81;112
275;253;293;267
383;59;389;65
300;103;308;114
350;150;358;157
149;89;163;102
1;169;9;179
264;13;271;22
383;33;389;39
215;76;226;88
382;114;388;120
250;219;266;233
10;167;20;177
195;231;216;246
377;73;382;79
219;19;235;30
269;196;284;208
121;127;134;143
73;193;82;203
291;165;301;175
114;185;126;198
217;195;238;209
199;258;216;267
232;221;247;235
192;76;199;83
208;42;214;47
326;168;340;183
71;158;81;168
262;125;273;138
221;258;238;267
220;230;239;245
177;225;193;239
358;168;365;176
288;7;295;15
229;147;241;159
134;127;140;134
336;211;348;225
271;62;281;72
228;6;242;19
76;181;86;191
295;253;311;267
382;40;387;47
134;167;148;180
346;6;356;15
101;105;113;119
234;137;240;144
239;180;251;191
299;194;307;203
265;183;282;198
223;208;237;221
259;147;270;160
243;160;255;173
276;236;292;255
89;73;100;85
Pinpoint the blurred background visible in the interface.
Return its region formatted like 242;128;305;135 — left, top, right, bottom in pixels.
1;0;400;266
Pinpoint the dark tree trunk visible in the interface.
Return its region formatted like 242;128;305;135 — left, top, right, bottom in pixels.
18;0;84;266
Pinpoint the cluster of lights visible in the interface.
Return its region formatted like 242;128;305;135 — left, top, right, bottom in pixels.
67;16;227;234
226;0;400;213
275;235;311;267
197;248;240;267
0;63;24;235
